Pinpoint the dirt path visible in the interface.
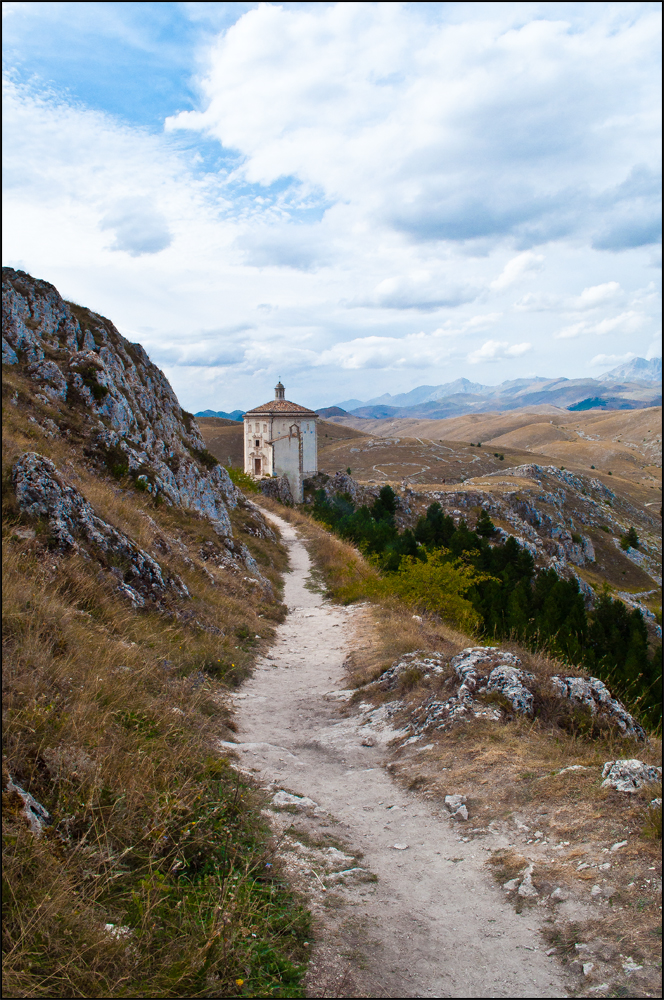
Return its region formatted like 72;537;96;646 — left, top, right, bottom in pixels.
228;512;570;998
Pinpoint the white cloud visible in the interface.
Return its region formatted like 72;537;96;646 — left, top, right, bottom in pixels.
467;340;532;364
589;352;637;367
2;3;661;409
100;197;172;256
570;281;622;309
316;331;456;371
168;3;661;249
489;252;544;291
555;310;647;339
367;272;479;311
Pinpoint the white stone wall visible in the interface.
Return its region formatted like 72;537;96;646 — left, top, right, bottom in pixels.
244;417;273;477
243;413;318;502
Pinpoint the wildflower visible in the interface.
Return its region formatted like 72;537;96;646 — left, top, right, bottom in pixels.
235;978;244;987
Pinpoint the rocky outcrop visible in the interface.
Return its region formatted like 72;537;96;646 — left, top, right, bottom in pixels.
373;650;446;690
371;646;646;740
2;268;242;540
259;476;295;506
550;676;646;740
13;452;190;608
600;759;661;792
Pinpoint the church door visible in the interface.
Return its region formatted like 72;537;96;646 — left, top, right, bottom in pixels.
254;458;262;475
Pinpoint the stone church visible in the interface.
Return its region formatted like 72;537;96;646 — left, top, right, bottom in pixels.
243;382;318;502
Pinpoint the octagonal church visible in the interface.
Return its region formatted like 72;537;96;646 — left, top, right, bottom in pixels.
243;382;318;502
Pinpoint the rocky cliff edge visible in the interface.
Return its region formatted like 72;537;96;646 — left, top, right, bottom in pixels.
2;267;246;543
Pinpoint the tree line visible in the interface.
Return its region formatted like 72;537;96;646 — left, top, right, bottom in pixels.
312;485;661;727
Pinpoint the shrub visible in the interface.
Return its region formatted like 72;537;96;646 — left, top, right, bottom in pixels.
620;526;639;550
377;550;488;632
100;443;129;480
189;446;218;470
475;509;497;538
226;466;259;493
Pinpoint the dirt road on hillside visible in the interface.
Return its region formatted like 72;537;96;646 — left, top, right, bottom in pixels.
225;512;570;998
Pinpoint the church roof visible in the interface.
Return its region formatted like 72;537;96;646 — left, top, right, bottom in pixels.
244;399;318;416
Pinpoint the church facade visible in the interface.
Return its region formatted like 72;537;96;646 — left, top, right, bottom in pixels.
243;382;318;502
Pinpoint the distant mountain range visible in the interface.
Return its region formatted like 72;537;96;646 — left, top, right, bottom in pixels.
195;409;245;421
323;357;661;420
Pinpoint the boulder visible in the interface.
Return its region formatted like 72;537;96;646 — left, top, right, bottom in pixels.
601;759;662;793
551;676;646;740
259;476;295;506
12;452;190;605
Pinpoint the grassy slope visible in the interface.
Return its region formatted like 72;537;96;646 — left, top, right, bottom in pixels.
2;371;310;998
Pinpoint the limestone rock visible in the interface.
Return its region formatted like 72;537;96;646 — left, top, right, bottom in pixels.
517;866;539;897
551;676;646;740
375;650;446;690
444;794;468;820
4;776;50;835
601;759;662;792
12;452;189;605
259;476;295;506
271;790;318;810
2;267;250;546
485;663;535;715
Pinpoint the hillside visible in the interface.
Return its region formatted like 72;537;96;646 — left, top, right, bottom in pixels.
2;269;310;998
328;406;662;492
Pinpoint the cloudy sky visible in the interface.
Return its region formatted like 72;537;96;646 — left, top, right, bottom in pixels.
2;2;661;410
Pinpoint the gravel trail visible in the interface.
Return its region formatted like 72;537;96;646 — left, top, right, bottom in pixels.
229;512;569;998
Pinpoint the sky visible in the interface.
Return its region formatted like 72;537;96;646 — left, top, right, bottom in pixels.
2;1;661;411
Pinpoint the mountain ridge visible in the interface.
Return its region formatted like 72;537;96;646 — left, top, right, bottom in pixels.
328;358;661;419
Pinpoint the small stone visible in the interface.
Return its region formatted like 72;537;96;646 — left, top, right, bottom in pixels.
271;791;318;810
550;887;568;902
503;878;520;892
610;840;628;852
590;884;602;896
622;958;643;973
518;866;538;897
583;962;595;976
393;843;409;851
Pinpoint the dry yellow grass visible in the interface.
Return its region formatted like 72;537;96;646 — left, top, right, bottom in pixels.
2;377;311;998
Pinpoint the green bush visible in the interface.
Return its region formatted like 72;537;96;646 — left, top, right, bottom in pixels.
226;466;260;493
189;447;218;470
378;550;487;631
620;526;639;550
